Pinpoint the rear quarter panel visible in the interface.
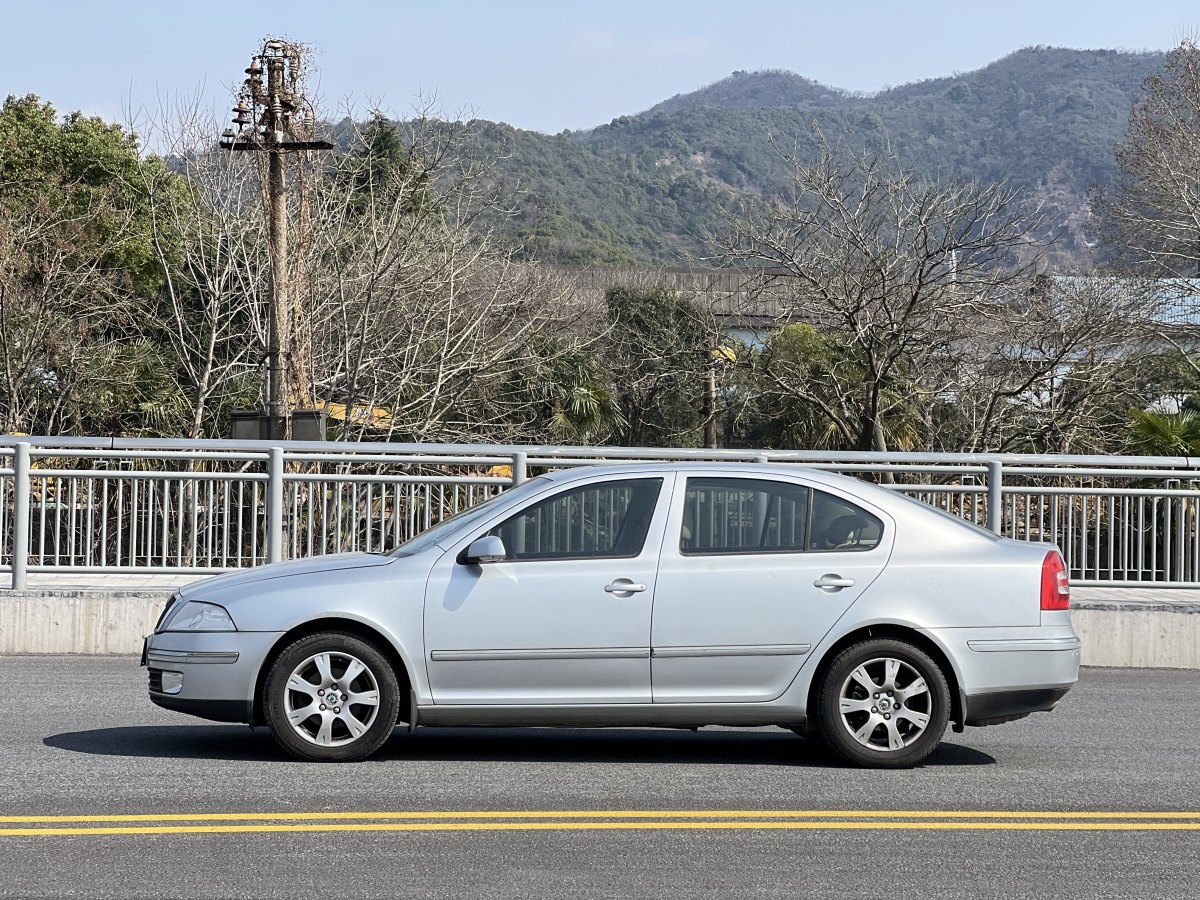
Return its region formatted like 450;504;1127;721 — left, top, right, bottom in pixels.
779;491;1068;708
854;527;1047;629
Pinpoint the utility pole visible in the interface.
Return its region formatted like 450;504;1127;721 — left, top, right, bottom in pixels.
221;39;331;440
704;363;718;450
701;345;735;450
264;49;288;438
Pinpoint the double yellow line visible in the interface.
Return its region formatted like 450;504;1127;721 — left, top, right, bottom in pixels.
2;810;1199;837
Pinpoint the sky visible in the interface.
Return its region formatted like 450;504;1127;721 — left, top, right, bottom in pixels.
2;0;1197;136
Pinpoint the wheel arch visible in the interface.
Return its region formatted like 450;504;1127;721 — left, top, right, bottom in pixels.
806;623;964;729
252;617;415;727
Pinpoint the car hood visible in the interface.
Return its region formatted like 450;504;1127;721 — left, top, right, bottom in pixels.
177;552;396;598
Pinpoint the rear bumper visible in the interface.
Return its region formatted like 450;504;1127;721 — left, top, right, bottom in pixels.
924;624;1079;727
963;685;1071;726
928;626;1080;692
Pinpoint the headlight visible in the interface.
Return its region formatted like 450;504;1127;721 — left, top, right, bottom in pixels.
163;601;237;632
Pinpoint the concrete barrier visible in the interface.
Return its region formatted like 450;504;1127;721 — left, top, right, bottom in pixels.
1;585;1197;668
1072;600;1200;669
0;589;167;655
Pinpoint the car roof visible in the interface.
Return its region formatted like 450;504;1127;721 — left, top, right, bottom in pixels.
540;460;880;494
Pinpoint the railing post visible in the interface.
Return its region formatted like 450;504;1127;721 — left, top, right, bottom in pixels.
12;442;29;589
986;459;1004;535
511;451;527;485
267;447;284;563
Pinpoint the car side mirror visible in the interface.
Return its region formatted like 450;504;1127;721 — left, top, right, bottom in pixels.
464;535;507;564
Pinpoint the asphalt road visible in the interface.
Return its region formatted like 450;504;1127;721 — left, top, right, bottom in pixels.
2;658;1198;899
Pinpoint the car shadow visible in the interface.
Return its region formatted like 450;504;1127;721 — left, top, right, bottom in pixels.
375;727;994;768
44;725;288;763
43;725;995;767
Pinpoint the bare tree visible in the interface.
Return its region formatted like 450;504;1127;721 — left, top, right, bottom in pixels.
1098;39;1200;279
933;275;1158;454
301;110;597;443
128;97;600;444
134;98;269;438
716;129;1044;453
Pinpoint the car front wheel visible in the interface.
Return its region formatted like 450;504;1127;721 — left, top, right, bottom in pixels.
815;638;950;768
263;631;400;762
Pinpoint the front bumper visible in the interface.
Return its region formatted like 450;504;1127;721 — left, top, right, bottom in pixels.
144;630;282;725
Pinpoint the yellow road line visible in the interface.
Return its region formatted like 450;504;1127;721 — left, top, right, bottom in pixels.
2;809;1198;825
2;820;1200;837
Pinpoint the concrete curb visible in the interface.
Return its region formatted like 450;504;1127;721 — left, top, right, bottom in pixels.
0;586;1197;668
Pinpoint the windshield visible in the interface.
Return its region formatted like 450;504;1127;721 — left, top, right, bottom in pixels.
389;477;550;556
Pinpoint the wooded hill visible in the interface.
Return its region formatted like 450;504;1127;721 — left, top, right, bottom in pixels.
453;47;1163;267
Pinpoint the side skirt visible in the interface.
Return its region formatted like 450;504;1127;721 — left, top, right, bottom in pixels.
414;702;806;729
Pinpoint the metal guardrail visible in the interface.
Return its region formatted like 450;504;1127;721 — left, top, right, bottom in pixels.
4;436;1200;588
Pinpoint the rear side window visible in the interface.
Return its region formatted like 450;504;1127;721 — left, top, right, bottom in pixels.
681;478;883;555
681;478;809;554
810;490;883;551
488;478;663;561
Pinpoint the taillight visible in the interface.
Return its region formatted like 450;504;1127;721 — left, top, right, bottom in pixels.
1041;550;1070;611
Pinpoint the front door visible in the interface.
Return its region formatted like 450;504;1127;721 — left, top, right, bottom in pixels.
424;475;671;705
650;474;892;703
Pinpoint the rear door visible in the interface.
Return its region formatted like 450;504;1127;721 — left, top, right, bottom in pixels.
650;474;892;703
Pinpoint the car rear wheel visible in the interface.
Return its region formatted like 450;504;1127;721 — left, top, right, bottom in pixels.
263;631;400;762
815;638;950;768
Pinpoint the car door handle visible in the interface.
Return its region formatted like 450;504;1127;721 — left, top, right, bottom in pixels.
814;574;855;590
605;581;647;594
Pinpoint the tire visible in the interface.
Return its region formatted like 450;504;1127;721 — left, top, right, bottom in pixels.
815;638;950;768
263;631;401;762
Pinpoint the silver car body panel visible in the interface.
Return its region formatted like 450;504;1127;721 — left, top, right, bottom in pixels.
147;629;280;714
159;552;439;705
175;551;397;598
144;462;1080;731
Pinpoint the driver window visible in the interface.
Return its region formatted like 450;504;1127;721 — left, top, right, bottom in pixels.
487;478;663;561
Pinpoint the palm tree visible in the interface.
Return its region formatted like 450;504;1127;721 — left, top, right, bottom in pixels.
1127;408;1200;456
542;346;626;444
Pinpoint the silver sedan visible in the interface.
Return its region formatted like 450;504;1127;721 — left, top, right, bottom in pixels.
143;463;1079;767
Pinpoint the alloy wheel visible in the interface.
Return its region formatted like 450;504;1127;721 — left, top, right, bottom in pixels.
282;650;381;747
836;656;933;752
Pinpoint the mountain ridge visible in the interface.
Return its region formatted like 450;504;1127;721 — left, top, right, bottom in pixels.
456;47;1167;266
